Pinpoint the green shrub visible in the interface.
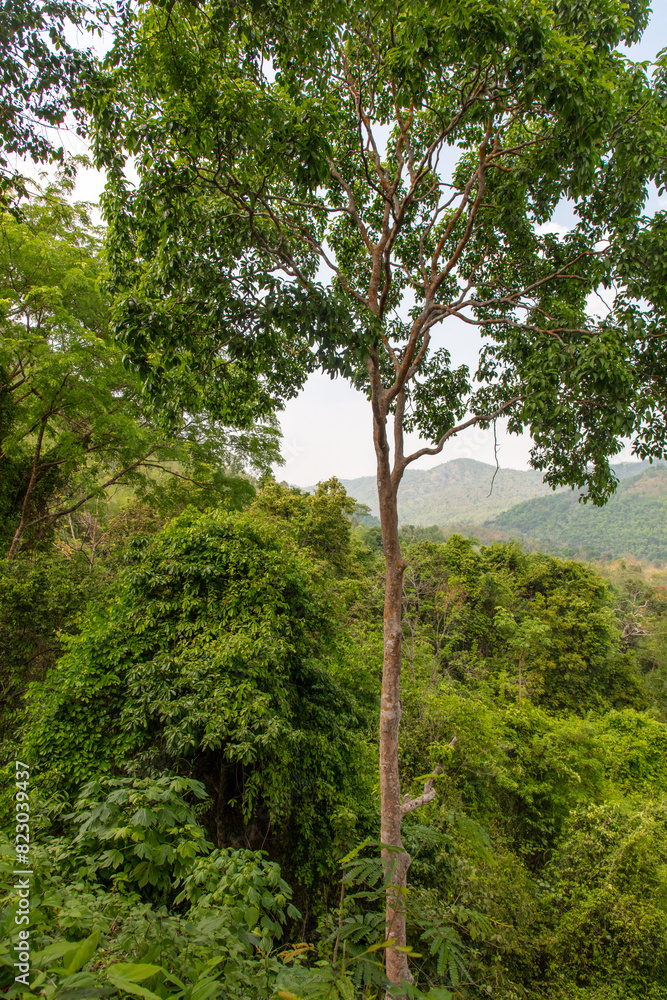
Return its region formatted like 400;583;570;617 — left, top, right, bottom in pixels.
22;507;374;884
546;802;667;994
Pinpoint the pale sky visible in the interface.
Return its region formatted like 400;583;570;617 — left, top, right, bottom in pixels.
21;4;667;487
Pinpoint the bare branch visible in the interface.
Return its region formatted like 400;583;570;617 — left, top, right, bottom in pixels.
328;161;375;251
402;396;522;469
401;736;457;816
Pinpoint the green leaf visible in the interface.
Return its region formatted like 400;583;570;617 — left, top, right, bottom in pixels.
190;976;222;1000
106;963;163;984
59;930;100;976
106;978;163;1000
32;942;78;970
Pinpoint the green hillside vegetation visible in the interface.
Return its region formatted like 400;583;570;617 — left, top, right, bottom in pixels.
340;459;554;524
489;465;667;565
339;458;658;527
4;472;667;998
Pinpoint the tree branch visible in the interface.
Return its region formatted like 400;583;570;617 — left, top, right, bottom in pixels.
402;396;523;469
401;736;457;816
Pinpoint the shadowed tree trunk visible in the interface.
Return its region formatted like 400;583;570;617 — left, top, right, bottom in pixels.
372;375;412;987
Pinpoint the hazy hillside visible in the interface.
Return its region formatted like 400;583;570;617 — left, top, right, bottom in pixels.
336;457;656;526
489;464;667;564
339;459;552;523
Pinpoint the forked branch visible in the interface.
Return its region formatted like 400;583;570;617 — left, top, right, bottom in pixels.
401;396;522;470
401;735;458;816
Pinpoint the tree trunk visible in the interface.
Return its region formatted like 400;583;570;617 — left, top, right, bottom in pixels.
380;542;412;992
7;416;47;559
372;383;412;994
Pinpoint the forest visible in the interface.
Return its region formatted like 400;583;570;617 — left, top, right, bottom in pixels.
2;0;667;999
490;465;667;565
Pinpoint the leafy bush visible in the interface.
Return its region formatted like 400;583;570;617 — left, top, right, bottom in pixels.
22;507;374;884
68;776;213;898
0;550;110;741
546;802;667;995
0;776;303;999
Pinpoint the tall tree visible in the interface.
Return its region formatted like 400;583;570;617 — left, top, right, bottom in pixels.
91;0;667;989
0;177;281;558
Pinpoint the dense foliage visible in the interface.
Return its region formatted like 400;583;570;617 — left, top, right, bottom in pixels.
3;1;667;998
20;499;374;885
0;179;281;560
3;476;667;999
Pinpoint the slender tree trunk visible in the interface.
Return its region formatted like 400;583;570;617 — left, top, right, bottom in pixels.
380;529;411;992
370;378;412;993
7;416;47;559
518;651;524;704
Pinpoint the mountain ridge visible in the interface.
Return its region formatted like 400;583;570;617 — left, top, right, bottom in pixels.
324;457;660;526
488;464;667;564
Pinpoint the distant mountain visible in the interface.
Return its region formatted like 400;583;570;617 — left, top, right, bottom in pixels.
339;459;549;524
330;457;667;563
488;464;667;565
335;457;658;527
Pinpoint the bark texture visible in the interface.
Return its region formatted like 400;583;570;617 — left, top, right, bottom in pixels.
371;376;412;992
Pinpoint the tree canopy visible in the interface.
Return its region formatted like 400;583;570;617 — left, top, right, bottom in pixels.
0;0;100;201
86;0;667;986
0;177;281;558
91;0;667;497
